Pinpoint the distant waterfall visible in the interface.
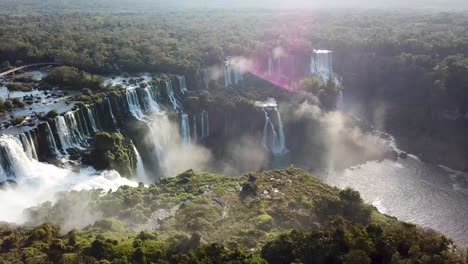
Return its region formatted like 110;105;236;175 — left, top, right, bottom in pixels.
201;110;209;139
310;50;333;81
106;98;117;128
45;122;60;157
165;80;180;111
18;132;37;160
126;89;146;120
178;76;189;95
268;56;273;76
142;87;161;113
133;144;150;183
224;58;243;87
257;99;287;156
86;106;99;132
180;113;191;145
55;115;73;152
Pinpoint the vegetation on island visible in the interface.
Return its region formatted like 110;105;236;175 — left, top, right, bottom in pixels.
86;132;137;178
0;169;461;263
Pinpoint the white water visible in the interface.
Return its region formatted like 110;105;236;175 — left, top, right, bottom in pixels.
257;99;287;155
55;115;73;152
202;69;209;89
310;49;333;81
181;113;191;145
178;76;189;95
86;106;99;132
45;122;60;156
126;89;147;120
18;133;37;160
165;80;180;110
0;135;136;223
133;144;150;184
224;58;243;87
106;98;117;128
268;56;273;76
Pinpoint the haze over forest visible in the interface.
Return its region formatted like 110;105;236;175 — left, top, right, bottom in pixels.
1;0;468;13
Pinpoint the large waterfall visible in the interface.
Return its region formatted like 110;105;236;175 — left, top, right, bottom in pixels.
310;50;333;80
201;69;209;89
18;132;37;160
256;98;288;156
180;113;191;145
0;135;135;223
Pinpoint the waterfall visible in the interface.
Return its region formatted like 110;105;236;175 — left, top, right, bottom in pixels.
165;80;180;111
55;115;73;152
268;56;273;76
192;115;198;143
126;89;146;120
180;113;191;145
26;131;38;160
224;59;243;87
257;99;287;156
133;144;150;183
178;76;189;95
86;106;99;132
310;50;333;81
0;135;136;223
201;110;209;139
18;133;37;160
45;122;60;156
274;107;287;155
202;69;209;89
142;87;161;113
106;98;117;128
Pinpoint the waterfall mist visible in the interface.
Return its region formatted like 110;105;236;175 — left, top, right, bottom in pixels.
0;136;136;224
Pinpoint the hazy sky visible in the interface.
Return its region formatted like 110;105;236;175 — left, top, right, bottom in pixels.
160;0;468;10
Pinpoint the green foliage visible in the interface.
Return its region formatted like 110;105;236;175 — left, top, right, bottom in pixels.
3;100;13;110
10;116;25;126
90;132;136;178
43;66;104;91
45;109;58;119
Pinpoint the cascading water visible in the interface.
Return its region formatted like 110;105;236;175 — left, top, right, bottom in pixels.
133;144;150;183
268;56;273;76
18;133;37;160
45;122;60;157
126;89;147;120
142;87;161;113
106;98;117;128
224;58;243;87
310;50;333;81
201;110;209;139
0;135;136;223
55;115;73;152
86;106;99;132
256;98;287;156
180;113;191;145
165;80;180;111
177;76;189;95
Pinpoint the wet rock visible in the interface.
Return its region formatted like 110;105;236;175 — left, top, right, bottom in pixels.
399;152;408;159
248;174;257;182
241;182;257;197
384;150;399;162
